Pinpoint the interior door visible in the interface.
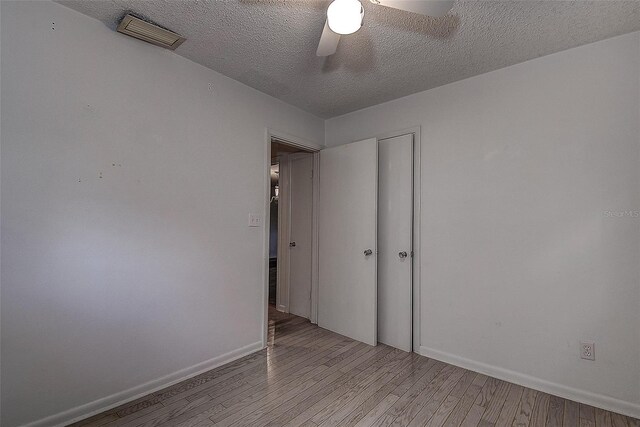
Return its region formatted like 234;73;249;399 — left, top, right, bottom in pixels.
288;154;314;319
378;134;413;351
318;138;378;346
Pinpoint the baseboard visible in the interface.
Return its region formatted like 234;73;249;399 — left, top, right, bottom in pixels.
419;346;640;420
21;341;264;427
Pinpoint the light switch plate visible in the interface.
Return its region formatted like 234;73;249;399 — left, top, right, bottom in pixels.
248;214;263;227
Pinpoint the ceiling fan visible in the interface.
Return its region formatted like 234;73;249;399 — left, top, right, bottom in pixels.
316;0;454;56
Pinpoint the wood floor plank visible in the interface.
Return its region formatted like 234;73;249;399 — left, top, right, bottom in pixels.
374;362;450;425
611;412;630;427
402;367;468;427
340;356;433;427
69;413;120;427
580;404;596;424
157;325;328;408
254;363;358;427
161;359;269;406
564;400;580;427
262;345;378;427
278;348;391;426
137;397;214;427
113;398;163;419
103;404;166;426
546;395;565;427
442;374;489;427
75;311;640;427
212;365;332;426
316;355;414;427
354;395;401;427
389;364;463;426
265;364;361;427
312;352;411;427
449;372;481;400
528;392;550;427
495;385;524;427
173;347;378;427
115;397;211;427
390;358;440;399
512;388;538;427
339;345;395;374
172;404;226;427
424;395;461;427
477;379;511;426
474;378;502;411
627;416;640;427
167;338;348;427
220;369;334;427
255;348;391;427
459;404;485;427
284;348;405;427
309;350;410;426
594;408;611;427
118;348;273;415
257;336;349;376
234;345;382;427
210;339;369;426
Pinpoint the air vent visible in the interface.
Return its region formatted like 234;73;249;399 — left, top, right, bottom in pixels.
117;14;186;50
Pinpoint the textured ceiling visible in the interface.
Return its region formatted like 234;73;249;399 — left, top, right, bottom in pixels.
58;0;640;118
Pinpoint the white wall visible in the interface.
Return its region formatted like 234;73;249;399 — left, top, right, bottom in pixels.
0;2;324;426
326;32;640;417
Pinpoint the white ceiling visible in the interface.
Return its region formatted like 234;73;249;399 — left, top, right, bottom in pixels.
58;0;640;118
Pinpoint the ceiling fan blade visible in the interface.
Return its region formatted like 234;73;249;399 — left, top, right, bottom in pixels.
316;20;340;56
373;0;454;17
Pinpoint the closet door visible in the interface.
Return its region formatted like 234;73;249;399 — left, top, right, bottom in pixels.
318;139;378;345
378;134;413;352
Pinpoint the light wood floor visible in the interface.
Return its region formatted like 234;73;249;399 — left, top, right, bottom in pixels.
71;313;639;427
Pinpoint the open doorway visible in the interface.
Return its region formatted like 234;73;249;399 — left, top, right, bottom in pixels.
267;137;318;333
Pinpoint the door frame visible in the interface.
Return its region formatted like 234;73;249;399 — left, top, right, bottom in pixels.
374;127;422;352
262;129;321;348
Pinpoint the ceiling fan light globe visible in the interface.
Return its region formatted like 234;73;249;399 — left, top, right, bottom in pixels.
327;0;364;35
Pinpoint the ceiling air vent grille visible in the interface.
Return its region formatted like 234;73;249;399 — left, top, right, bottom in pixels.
117;14;186;50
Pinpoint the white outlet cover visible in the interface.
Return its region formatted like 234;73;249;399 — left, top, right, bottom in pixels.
248;214;263;227
580;341;595;361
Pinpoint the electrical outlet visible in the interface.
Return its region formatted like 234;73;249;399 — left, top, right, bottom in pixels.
248;214;263;227
580;341;595;361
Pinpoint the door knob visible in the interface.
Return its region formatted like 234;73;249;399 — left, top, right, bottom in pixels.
289;242;296;247
364;249;373;256
398;251;408;259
